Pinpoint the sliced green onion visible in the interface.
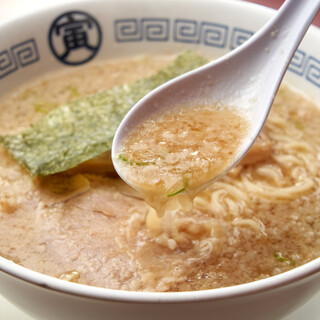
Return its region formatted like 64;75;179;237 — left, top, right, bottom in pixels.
119;154;154;166
167;182;188;197
274;252;296;265
119;154;133;165
66;86;79;97
294;121;304;130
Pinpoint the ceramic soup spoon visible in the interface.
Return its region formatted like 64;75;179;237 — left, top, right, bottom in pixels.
112;0;320;207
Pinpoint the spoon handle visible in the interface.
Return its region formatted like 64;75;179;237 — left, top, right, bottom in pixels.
253;0;320;84
234;0;320;138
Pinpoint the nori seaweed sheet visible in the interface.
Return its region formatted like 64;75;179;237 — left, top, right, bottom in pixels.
0;51;208;175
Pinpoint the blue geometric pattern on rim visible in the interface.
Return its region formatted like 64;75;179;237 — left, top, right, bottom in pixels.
305;56;320;87
201;22;228;48
116;18;229;47
173;20;229;47
0;38;39;80
230;28;254;50
115;18;169;42
288;50;307;76
142;18;169;41
11;39;40;67
114;17;320;90
115;19;142;42
0;50;18;79
174;19;201;43
0;18;319;91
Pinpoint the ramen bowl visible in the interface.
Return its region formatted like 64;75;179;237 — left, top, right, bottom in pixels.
0;0;320;319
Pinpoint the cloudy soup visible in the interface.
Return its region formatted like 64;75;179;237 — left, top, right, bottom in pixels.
115;104;249;215
0;52;319;292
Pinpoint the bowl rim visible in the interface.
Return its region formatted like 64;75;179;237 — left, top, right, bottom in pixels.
1;256;320;303
0;0;320;304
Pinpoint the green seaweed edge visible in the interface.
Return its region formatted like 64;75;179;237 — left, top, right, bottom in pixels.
0;51;208;176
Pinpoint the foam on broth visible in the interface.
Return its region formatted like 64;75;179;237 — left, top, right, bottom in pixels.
116;105;249;215
0;54;319;292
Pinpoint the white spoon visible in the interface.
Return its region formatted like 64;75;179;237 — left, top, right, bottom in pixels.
112;0;320;191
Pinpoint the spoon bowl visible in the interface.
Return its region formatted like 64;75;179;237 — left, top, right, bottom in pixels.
112;0;320;191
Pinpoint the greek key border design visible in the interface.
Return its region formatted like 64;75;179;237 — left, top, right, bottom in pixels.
0;38;39;80
1;17;319;90
115;17;320;89
114;18;170;42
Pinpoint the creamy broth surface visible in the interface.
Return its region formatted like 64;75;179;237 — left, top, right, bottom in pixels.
116;106;249;215
0;54;320;292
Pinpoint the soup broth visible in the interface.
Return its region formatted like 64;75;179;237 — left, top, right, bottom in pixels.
0;54;319;292
116;105;249;215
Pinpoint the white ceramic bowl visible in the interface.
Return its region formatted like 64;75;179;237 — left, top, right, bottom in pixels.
0;0;320;319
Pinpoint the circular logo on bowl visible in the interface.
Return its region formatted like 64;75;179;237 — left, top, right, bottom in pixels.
49;11;102;65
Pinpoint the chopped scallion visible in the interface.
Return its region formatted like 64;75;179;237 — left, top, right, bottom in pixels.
119;154;154;166
274;252;296;265
167;182;188;197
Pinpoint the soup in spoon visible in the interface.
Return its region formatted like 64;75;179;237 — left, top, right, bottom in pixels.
115;104;249;215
